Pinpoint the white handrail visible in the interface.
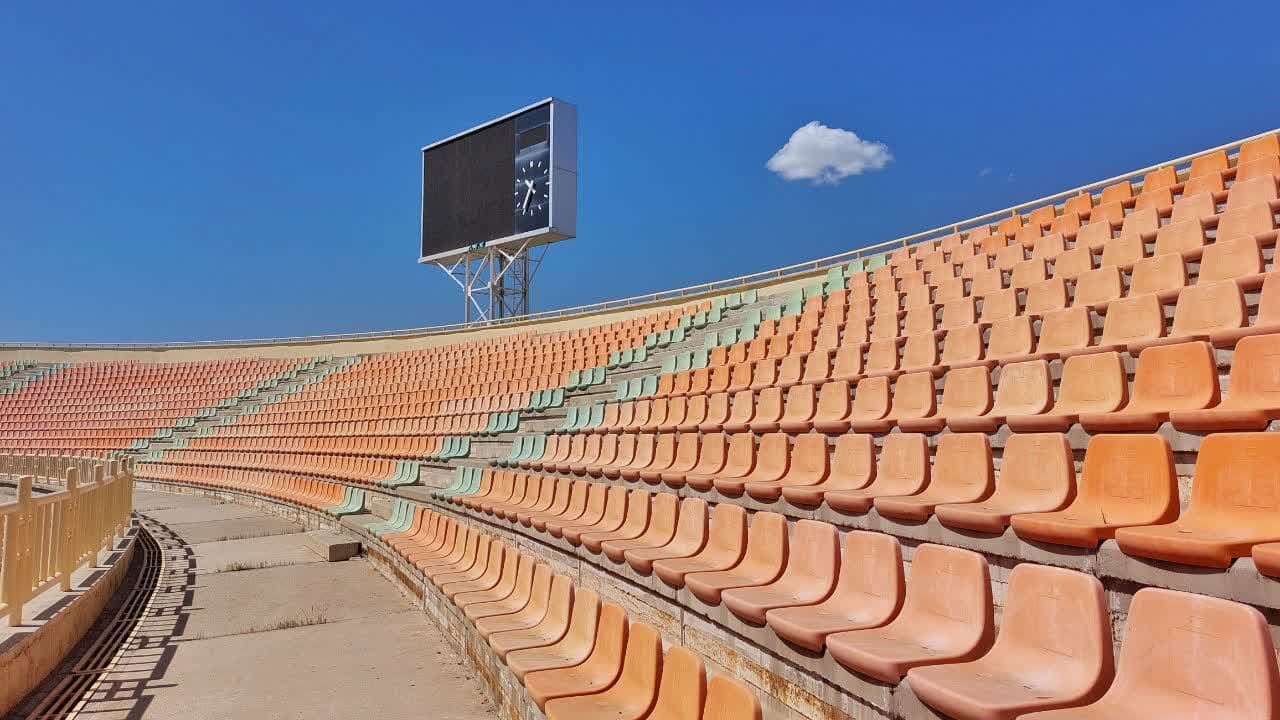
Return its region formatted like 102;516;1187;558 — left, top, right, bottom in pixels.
4;127;1274;350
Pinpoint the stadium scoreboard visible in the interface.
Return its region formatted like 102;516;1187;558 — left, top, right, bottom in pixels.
419;98;577;263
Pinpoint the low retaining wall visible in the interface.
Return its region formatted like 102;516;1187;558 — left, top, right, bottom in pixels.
0;530;138;716
131;480;545;716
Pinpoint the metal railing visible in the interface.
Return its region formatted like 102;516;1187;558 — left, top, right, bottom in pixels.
3;127;1275;350
0;455;134;625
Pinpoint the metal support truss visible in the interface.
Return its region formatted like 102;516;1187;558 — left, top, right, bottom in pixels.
435;240;549;323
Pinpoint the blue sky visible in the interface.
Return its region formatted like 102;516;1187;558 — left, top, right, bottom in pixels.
3;2;1278;343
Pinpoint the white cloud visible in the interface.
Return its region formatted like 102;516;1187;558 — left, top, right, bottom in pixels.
766;121;891;185
978;167;993;177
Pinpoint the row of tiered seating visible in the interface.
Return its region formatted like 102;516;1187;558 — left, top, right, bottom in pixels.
502;420;1280;568
369;502;762;719
140;462;367;517
137;301;725;489
538;329;1277;439
0;358;307;452
428;464;1278;718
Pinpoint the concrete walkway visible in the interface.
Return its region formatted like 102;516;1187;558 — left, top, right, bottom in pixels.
20;490;495;720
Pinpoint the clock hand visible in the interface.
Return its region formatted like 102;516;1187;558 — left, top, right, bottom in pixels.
522;185;534;210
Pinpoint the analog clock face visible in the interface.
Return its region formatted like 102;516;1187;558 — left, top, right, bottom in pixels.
513;150;550;233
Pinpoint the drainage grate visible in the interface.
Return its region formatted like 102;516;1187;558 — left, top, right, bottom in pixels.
25;523;165;719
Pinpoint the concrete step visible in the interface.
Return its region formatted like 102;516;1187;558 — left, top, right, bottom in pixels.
304;530;361;562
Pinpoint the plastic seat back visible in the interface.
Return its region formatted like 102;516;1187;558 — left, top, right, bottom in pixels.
752;386;783;425
1024;276;1068;315
1099;234;1144;269
1180;433;1280;537
1081;434;1176;527
1218;200;1277;239
719;432;756;478
985;316;1034;361
1119;205;1158;238
1099;292;1165;348
1072;266;1123;307
1010;258;1046;289
831;433;875;488
1054;351;1128;415
863;339;899;376
1218;333;1280;409
876;544;992;665
1170;280;1245;338
930;564;1112;702
1092;588;1280;720
1153;218;1206;257
1035;306;1094;355
903;306;936;337
702;393;730;429
940;298;977;332
939;324;984;366
1121;341;1219;415
702;676;762;720
813;380;850;424
780;383;815;425
831;345;862;380
871;433;928;495
735;511;789;578
989;359;1052;417
887;371;936;421
1053;246;1094;280
801;348;833;384
850;376;890;421
1128;253;1186;297
978;288;1018;324
725;390;755;429
970;268;1004;298
598;621;662;710
645;647;706;720
1032;233;1066;261
899;333;938;372
936;366;992;419
1237;154;1280;182
1080;219;1121;252
1239;133;1280;166
1170;190;1216;225
1198;236;1264;285
994;243;1025;271
870;311;899;341
934;276;965;303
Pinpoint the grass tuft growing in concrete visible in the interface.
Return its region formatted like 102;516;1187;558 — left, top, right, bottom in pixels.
187;606;330;641
217;560;292;573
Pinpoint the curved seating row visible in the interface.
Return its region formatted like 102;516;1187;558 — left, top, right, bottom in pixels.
564;333;1279;439
462;427;1280;569
0;357;310;452
427;475;1279;719
642;271;1280;412
375;504;762;720
135;463;366;517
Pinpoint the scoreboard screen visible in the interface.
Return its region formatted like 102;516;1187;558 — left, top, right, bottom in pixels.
420;99;577;263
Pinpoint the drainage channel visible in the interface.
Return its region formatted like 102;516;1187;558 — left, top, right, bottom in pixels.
23;521;168;720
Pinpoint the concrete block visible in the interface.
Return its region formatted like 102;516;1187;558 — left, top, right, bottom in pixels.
304;530;360;562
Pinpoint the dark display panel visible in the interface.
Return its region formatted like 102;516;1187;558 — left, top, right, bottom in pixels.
421;118;516;258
